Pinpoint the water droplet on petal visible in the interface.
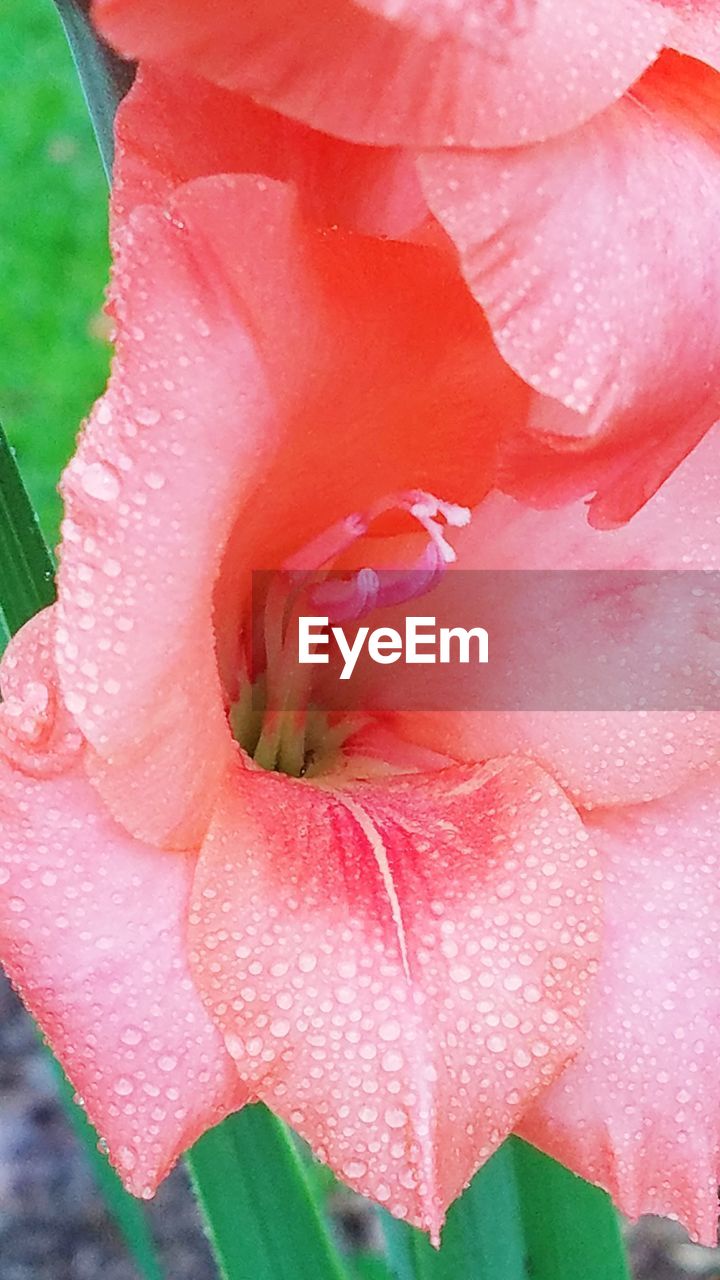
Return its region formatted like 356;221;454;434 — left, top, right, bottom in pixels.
80;462;121;502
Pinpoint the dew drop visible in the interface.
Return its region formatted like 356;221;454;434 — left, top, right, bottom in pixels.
80;462;121;502
136;408;161;427
384;1107;406;1130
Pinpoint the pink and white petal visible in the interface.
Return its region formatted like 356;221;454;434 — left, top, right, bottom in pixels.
0;764;245;1193
387;435;720;808
56;188;274;849
419;53;720;526
94;0;670;149
188;756;601;1236
668;1;720;69
57;173;524;848
0;625;245;1194
113;64;427;238
397;705;720;813
518;778;720;1245
457;430;720;574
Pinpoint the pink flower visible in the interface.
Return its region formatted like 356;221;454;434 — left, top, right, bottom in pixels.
1;57;719;1246
94;0;720;525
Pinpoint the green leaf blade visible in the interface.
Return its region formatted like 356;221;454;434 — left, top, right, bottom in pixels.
510;1138;630;1280
381;1141;529;1280
51;0;134;179
0;426;56;634
380;1137;628;1280
187;1104;350;1280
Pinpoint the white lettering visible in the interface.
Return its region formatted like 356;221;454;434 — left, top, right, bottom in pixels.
406;616;437;664
439;626;489;664
297;616;329;664
335;626;370;681
367;628;403;665
297;616;490;676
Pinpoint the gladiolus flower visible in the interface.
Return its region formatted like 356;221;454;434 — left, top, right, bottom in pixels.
2;46;720;1248
93;0;720;526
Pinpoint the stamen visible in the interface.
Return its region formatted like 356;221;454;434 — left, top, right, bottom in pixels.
230;489;470;776
283;513;369;573
290;489;470;623
251;584;314;774
312;567;380;624
408;494;470;564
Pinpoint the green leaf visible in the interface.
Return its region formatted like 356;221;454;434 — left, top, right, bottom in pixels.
510;1139;630;1280
381;1137;629;1280
352;1257;396;1280
187;1104;350;1280
51;0;134;180
381;1141;527;1280
0;425;55;634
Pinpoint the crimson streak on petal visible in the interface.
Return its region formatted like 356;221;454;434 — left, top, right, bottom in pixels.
187;754;601;1238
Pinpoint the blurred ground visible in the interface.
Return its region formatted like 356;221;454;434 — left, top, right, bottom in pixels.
2;2;720;1278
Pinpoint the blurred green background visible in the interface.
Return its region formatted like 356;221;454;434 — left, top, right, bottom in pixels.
1;0;110;545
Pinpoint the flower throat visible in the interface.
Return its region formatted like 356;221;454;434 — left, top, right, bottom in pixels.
229;491;469;778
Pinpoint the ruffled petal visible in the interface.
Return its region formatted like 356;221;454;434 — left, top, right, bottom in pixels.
94;0;670;148
113;64;427;238
0;616;244;1195
519;777;720;1245
57;172;525;848
419;52;720;526
188;755;601;1236
0;611;83;777
386;434;720;808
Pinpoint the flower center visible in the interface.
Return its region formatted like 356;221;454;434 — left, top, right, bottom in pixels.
229;490;469;777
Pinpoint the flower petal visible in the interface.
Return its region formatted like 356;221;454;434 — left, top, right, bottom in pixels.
418;52;720;526
93;0;670;148
188;755;601;1236
0;611;83;777
669;0;720;69
519;777;720;1245
113;64;427;238
57;173;525;848
387;433;720;808
0;617;245;1195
